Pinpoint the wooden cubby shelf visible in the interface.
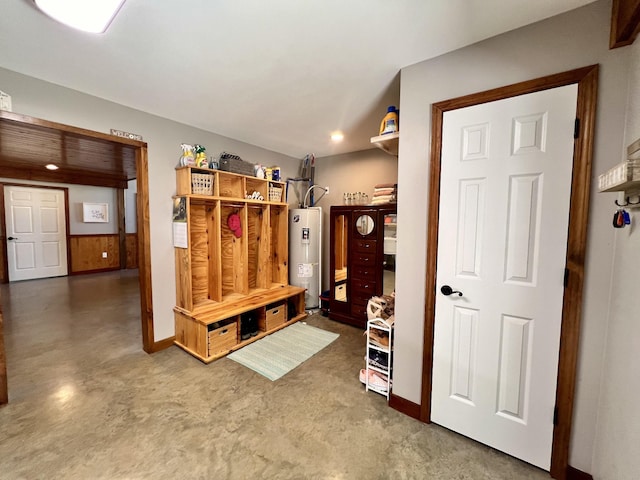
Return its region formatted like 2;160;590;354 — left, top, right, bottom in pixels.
173;166;307;363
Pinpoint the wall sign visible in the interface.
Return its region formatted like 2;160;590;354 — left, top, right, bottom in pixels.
110;129;143;141
82;202;109;223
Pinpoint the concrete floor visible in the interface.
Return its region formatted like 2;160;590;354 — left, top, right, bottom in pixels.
0;270;550;479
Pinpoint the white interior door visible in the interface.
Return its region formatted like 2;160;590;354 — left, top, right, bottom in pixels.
431;84;577;469
4;186;68;281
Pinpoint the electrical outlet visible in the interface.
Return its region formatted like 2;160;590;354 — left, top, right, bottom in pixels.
102;252;108;258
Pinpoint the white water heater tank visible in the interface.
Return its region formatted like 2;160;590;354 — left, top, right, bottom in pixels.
288;207;322;309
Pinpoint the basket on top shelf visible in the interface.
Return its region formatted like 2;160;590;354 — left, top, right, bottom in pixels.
269;184;283;202
191;172;214;195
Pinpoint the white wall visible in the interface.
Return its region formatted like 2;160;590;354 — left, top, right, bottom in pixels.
313;148;399;291
591;38;640;480
395;0;627;473
0;66;299;340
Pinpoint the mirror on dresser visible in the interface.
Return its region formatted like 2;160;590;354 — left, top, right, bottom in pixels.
329;204;396;329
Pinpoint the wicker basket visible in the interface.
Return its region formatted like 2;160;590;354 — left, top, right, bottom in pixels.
191;173;213;195
218;152;255;176
269;185;283;202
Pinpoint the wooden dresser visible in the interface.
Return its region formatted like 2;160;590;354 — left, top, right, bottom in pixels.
329;204;396;329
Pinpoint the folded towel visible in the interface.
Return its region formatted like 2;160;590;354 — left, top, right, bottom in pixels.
373;188;395;196
375;183;396;189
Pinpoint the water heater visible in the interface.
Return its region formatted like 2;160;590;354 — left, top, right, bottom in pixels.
289;207;322;309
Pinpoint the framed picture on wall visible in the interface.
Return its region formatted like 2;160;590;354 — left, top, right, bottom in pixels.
83;202;109;223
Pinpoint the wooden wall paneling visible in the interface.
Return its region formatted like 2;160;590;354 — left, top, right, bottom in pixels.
610;0;640;48
117;188;126;270
125;234;138;269
69;234;120;273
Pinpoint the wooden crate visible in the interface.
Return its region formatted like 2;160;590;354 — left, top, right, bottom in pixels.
208;321;238;356
260;303;285;331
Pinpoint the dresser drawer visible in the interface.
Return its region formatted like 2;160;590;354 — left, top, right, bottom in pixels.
352;278;377;295
351;298;369;319
352;265;376;279
352;252;377;267
353;239;377;254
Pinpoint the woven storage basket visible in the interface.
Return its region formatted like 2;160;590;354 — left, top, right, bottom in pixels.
219;153;255;176
269;185;283;202
191;173;213;195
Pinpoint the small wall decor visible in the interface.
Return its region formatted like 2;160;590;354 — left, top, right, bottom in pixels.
82;202;109;223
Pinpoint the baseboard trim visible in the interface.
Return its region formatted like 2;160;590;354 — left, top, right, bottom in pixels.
70;267;120;275
567;466;593;480
151;336;175;353
389;393;421;420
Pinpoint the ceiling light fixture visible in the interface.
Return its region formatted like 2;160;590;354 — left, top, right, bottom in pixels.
331;132;344;142
45;164;59;170
34;0;126;34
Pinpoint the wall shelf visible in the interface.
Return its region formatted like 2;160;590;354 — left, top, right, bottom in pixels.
370;132;399;156
598;137;640;195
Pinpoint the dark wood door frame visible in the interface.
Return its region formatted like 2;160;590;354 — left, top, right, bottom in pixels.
0;114;156;406
420;65;598;480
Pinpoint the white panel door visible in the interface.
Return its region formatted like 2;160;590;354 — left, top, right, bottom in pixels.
431;84;577;469
4;186;68;281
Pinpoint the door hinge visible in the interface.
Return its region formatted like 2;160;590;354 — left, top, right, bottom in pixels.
564;268;569;288
574;118;580;139
554;406;559;425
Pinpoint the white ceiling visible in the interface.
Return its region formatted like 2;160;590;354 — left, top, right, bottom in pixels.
0;0;597;159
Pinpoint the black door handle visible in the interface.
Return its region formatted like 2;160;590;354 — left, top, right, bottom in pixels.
441;285;463;296
7;236;17;241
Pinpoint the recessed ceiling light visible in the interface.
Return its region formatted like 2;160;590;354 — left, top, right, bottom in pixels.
45;164;59;170
331;132;344;142
34;0;126;34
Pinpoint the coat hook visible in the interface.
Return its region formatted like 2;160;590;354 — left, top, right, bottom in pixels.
615;197;630;207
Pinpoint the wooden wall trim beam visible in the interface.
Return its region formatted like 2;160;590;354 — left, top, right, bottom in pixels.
0;165;128;189
117;189;127;270
136;147;154;353
610;0;640;48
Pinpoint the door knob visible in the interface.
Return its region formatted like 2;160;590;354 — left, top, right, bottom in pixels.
7;236;17;240
440;285;463;296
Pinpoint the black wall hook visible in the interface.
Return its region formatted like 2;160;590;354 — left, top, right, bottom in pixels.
615;196;640;207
